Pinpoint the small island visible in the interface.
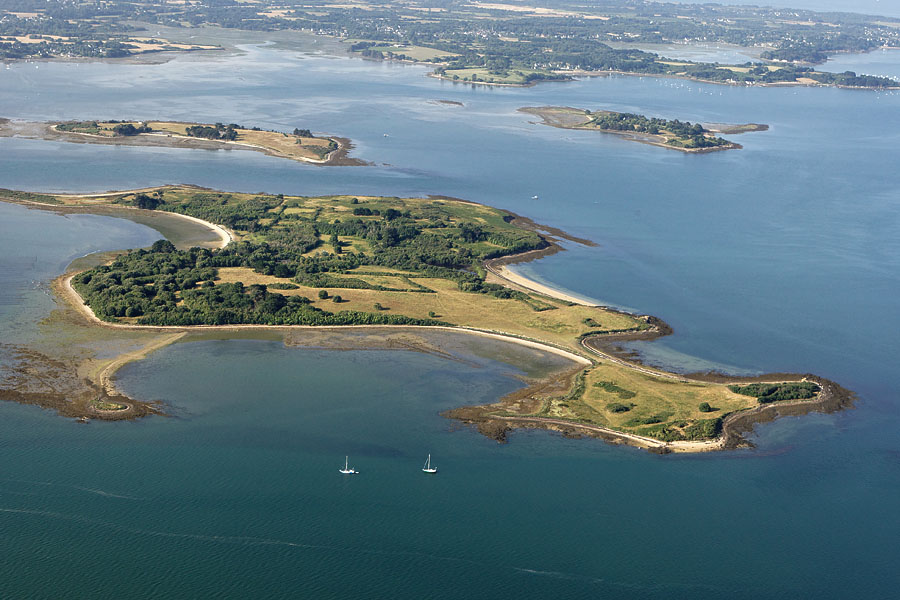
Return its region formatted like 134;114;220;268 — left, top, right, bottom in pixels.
520;106;768;153
0;119;364;166
0;186;851;453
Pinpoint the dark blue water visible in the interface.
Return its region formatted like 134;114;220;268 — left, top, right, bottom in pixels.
1;45;899;598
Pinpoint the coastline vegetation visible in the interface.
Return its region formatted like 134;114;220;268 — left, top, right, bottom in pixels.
586;111;732;150
52;119;342;163
728;382;820;403
67;186;643;347
510;362;762;443
521;107;749;153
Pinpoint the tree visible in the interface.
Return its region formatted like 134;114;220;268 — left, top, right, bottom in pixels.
318;290;329;299
133;193;162;210
698;402;713;413
150;239;176;253
332;295;342;303
112;123;151;136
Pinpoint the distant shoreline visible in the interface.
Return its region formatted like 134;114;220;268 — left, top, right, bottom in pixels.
359;46;899;91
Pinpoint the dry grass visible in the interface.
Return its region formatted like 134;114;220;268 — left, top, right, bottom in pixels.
366;43;458;60
90;121;337;163
540;363;757;434
214;267;642;351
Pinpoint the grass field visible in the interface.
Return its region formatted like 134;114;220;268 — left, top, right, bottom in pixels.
367;43;458;61
212;267;643;351
473;360;812;442
552;364;756;431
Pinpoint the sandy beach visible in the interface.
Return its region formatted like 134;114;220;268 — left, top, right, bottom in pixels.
493;264;598;306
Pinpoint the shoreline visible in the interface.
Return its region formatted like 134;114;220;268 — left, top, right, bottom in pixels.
551;67;900;91
518;107;748;154
4;193;851;453
59;272;591;367
492;264;598;307
0;120;367;167
426;71;568;88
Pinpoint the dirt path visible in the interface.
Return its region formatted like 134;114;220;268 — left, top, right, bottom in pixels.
94;332;186;396
579;337;689;382
60;274;592;366
494;415;725;453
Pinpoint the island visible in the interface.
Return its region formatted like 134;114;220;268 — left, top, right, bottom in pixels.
0;119;363;166
0;186;853;453
520;106;769;153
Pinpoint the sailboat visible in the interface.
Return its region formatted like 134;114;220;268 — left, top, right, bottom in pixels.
339;456;357;475
422;454;437;474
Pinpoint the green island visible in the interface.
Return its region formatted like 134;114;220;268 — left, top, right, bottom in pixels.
2;1;898;89
0;186;851;453
520;106;768;152
38;119;355;165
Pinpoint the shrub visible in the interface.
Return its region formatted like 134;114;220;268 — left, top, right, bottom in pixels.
728;382;819;403
594;381;637;400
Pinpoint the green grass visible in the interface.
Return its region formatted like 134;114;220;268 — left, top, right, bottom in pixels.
0;189;61;204
439;67;553;85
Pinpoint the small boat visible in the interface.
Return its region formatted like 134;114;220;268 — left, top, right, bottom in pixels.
531;195;539;200
422;454;437;474
339;456;357;475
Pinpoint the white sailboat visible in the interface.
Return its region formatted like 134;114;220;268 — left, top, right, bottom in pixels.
422;454;437;474
339;456;357;474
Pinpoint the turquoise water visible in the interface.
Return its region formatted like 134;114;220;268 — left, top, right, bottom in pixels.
1;44;899;597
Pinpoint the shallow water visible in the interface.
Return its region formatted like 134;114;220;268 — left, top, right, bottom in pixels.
1;41;899;598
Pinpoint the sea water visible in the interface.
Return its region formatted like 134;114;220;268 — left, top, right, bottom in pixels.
1;43;899;598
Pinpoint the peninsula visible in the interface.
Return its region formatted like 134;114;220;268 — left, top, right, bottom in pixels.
0;187;852;453
0;119;363;166
520;106;768;153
